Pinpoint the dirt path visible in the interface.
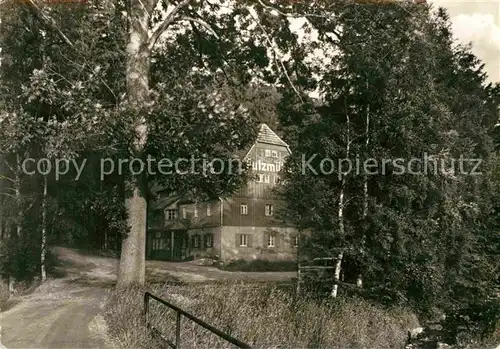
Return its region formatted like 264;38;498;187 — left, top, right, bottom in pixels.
53;246;296;284
0;247;295;348
0;248;117;349
1;279;114;349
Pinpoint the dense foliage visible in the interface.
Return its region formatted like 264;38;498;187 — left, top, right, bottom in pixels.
277;2;500;338
0;0;498;343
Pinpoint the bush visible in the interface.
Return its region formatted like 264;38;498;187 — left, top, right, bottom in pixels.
442;298;500;345
220;259;297;272
0;237;57;283
105;281;419;349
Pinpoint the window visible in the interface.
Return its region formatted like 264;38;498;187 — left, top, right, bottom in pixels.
265;204;273;216
205;234;213;248
267;234;276;247
152;233;168;251
193;235;200;248
166;209;177;220
264;149;271;157
182;207;187;219
274;176;280;184
256;173;264;183
239;234;248;247
263;174;270;183
194;204;198;218
271;150;278;157
240;203;248;215
294;235;299;247
206;204;211;217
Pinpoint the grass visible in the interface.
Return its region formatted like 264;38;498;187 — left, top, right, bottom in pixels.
104;281;419;349
219;259;298;272
0;279;11;311
0;278;42;312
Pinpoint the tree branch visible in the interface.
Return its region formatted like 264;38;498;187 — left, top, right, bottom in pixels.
0;174;15;184
25;0;75;48
148;0;194;50
180;16;219;39
257;0;332;19
0;192;16;199
248;9;304;103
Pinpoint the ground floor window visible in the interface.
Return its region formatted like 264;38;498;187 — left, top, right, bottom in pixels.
152;232;169;250
267;234;276;247
193;235;200;248
239;234;248;247
205;233;213;248
265;204;273;216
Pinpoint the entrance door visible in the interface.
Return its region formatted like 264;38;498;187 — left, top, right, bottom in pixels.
173;231;188;261
150;231;171;260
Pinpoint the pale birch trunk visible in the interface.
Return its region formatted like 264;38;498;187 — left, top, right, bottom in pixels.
15;153;22;239
357;100;370;289
117;0;152;286
0;154;4;241
331;110;351;298
9;154;23;293
40;174;47;282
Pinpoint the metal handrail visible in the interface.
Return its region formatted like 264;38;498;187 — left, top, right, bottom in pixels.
144;291;252;349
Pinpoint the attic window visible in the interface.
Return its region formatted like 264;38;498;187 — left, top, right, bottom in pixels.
271;150;278;157
166;209;177;220
265;149;271;157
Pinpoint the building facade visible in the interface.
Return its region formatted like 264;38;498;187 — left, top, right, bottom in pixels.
146;124;298;262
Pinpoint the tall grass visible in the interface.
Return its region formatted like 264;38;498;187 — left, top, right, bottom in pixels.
105;281;419;349
0;279;10;311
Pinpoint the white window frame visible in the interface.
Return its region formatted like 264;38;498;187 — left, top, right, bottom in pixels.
182;207;187;219
206;204;211;217
240;203;248;215
193;235;200;248
267;234;276;247
205;234;213;247
265;204;273;216
239;234;248;247
263;174;270;183
166;209;177;220
194;204;198;218
271;150;278;157
264;149;271;157
294;235;299;247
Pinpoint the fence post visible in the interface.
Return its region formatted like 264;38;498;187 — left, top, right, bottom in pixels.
175;311;182;348
144;292;149;328
296;264;301;296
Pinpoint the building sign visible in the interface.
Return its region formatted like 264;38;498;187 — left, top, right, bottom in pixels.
250;159;283;173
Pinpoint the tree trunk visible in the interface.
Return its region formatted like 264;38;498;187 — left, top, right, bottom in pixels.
117;0;152;287
0;195;4;241
40;174;48;282
357;98;370;289
332;108;350;298
15;153;22;239
9;154;23;294
331;249;344;297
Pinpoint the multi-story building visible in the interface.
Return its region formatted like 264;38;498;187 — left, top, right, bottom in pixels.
146;123;298;262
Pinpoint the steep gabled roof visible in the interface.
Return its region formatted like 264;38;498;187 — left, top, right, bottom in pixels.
234;123;289;160
256;123;288;147
151;124;290;195
151;195;180;210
